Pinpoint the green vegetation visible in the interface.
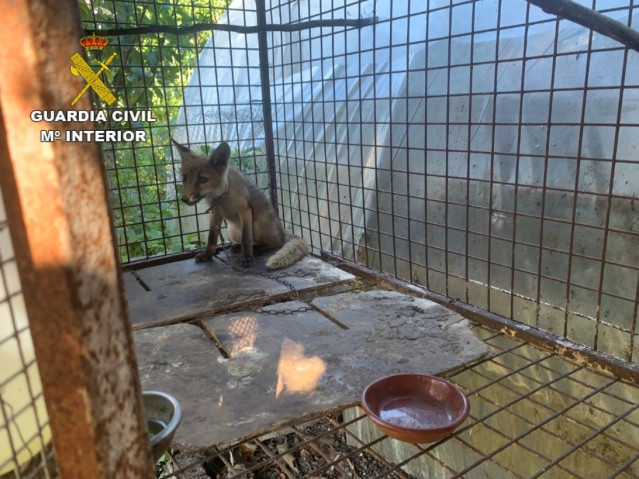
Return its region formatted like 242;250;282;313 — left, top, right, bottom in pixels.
76;0;237;262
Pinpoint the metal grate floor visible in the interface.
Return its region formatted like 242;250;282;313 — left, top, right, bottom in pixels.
159;323;639;479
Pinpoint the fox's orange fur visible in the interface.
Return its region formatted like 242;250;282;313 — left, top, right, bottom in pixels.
173;139;309;269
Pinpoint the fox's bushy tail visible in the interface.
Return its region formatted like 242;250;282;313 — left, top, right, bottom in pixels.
266;234;310;270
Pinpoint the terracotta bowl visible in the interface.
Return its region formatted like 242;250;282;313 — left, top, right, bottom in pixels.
361;374;469;444
143;390;182;462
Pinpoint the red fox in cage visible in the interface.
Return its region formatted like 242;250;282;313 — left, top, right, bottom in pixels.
172;139;309;269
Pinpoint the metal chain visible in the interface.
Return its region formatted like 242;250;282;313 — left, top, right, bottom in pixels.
251;305;313;315
214;227;313;316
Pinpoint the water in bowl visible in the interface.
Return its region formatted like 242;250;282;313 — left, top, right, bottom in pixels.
380;397;453;429
148;419;167;438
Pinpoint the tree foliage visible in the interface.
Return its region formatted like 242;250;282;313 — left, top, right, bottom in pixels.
77;0;231;262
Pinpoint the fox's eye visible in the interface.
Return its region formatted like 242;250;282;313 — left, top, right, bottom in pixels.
197;176;208;184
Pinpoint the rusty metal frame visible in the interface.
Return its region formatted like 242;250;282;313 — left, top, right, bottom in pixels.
322;252;639;386
0;1;154;477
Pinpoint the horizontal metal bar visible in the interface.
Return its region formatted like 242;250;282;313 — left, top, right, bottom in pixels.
325;414;423;478
87;17;376;37
321;252;639;385
608;452;639;478
468;367;634;470
529;401;639;478
449;376;617;478
526;0;639;52
122;250;198;271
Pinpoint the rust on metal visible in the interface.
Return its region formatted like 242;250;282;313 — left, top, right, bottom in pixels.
321;252;639;386
0;1;155;477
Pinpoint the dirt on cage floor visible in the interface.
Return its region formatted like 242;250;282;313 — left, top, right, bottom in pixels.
163;413;417;479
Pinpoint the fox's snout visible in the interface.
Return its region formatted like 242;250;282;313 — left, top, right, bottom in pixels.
181;179;203;205
181;194;201;205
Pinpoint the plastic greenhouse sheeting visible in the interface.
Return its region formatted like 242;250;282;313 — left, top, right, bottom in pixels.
172;0;638;339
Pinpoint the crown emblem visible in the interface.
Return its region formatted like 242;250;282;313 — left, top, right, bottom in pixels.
80;32;108;51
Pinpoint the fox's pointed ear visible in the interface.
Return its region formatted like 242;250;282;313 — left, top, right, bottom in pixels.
171;138;193;161
209;142;231;173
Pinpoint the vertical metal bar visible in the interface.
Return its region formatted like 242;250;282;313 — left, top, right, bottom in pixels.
510;3;532;323
372;14;383;273
130;27;149;261
423;7;431;291
464;1;475;305
486;2;501;313
387;0;399;279
285;4;305;238
529;401;639;479
536;11;562;336
256;0;279;213
593;12;632;358
0;1;155;478
564;8;596;342
444;4;452;298
627;0;638;363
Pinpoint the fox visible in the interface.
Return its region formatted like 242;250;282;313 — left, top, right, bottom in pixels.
173;139;310;270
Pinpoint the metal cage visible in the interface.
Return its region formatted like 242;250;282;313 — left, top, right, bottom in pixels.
1;0;638;477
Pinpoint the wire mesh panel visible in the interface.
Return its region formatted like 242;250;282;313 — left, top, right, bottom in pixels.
78;0;271;263
269;0;639;363
267;0;375;259
34;0;639;476
81;0;638;362
170;0;275;242
0;189;55;478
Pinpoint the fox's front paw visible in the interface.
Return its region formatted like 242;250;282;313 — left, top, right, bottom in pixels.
195;250;213;263
241;255;254;268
